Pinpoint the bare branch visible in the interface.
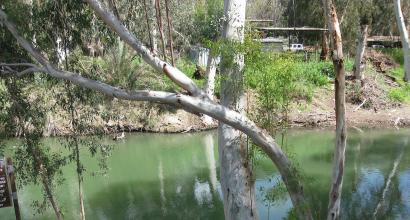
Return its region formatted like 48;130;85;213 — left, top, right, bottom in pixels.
0;63;44;77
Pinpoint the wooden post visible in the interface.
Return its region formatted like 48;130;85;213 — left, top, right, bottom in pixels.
6;158;21;220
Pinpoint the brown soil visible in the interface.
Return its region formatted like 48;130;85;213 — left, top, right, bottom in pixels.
290;86;410;129
291;49;410;129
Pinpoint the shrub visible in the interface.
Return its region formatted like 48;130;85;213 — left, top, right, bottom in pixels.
389;83;410;103
381;48;404;65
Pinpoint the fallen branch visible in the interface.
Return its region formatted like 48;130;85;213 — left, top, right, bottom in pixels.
353;98;367;112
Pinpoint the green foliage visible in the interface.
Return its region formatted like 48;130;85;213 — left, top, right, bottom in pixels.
381;48;404;66
192;0;224;43
178;57;207;89
386;67;410;103
389;83;410;103
245;50;331;131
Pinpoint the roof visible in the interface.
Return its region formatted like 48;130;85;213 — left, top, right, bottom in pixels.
256;27;328;32
367;36;401;42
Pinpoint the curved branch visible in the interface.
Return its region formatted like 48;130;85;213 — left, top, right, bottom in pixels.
0;63;45;77
0;7;311;218
83;0;201;96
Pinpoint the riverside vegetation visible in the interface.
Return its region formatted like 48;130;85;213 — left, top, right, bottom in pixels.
1;0;410;219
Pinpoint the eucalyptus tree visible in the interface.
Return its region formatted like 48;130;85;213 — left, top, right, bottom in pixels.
0;2;66;219
1;1;112;219
0;0;314;219
394;0;410;81
323;1;347;219
218;1;258;219
0;78;66;220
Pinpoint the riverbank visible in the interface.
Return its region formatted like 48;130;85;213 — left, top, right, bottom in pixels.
3;49;408;137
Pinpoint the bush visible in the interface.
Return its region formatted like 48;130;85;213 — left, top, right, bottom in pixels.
389;83;410;103
381;48;404;65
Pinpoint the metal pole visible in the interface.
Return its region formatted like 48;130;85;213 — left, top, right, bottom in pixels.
7;158;21;220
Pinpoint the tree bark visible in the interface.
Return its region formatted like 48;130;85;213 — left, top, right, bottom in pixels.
0;6;312;219
321;0;330;61
320;30;329;61
394;0;410;81
205;53;218;100
353;24;368;81
154;0;167;60
201;53;219;125
325;2;347;220
164;0;175;66
151;0;158;52
219;1;258;219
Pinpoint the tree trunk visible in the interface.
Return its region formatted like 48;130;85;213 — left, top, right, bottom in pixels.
353;24;368;81
201;53;219;125
219;1;258;219
164;0;175;66
1;5;313;219
320;30;329;61
205;53;218;100
154;0;166;60
38;162;64;220
325;2;347;220
150;0;158;52
394;0;410;81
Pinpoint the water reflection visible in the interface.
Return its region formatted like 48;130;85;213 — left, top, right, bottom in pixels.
0;129;410;220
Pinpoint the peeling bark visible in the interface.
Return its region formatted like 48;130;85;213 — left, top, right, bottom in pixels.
325;2;347;220
219;1;257;219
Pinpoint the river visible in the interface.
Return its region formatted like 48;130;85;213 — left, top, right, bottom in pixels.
0;128;410;219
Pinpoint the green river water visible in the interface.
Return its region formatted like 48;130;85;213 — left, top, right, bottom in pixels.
1;128;410;220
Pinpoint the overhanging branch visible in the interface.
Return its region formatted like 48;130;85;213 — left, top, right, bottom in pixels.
84;0;202;96
0;7;312;218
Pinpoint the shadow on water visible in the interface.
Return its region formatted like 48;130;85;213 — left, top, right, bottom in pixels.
1;129;410;219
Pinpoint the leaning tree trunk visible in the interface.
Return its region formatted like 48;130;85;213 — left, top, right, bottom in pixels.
373;149;403;218
325;2;347;220
353;24;369;81
394;0;410;82
218;1;258;219
32;150;64;220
